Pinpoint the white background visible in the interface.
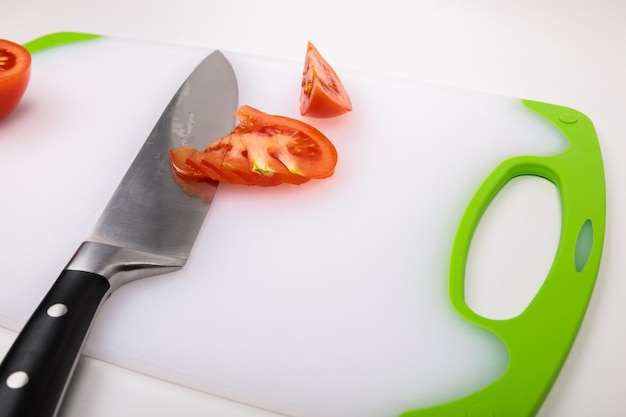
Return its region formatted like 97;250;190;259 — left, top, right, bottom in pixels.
1;1;626;416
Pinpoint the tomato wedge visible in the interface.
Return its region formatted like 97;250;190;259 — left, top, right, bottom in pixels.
299;41;352;118
0;39;31;122
170;105;338;187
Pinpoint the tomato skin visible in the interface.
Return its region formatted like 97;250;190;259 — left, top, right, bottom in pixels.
0;39;31;122
169;105;337;187
299;42;352;118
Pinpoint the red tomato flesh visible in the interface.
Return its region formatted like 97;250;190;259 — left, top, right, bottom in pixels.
299;42;352;118
170;105;338;187
0;39;31;122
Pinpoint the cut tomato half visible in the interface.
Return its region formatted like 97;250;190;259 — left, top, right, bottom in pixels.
0;39;31;122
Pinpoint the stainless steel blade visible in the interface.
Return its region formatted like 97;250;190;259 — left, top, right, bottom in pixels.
66;50;238;289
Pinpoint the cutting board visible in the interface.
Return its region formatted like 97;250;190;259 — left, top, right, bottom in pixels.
0;34;603;417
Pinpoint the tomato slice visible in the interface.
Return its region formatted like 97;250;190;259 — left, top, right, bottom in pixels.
0;39;31;122
170;146;208;179
170;165;219;203
169;105;337;187
299;42;352;118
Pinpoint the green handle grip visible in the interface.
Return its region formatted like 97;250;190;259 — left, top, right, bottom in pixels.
401;100;605;417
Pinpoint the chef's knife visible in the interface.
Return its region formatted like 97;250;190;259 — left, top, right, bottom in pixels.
0;49;238;417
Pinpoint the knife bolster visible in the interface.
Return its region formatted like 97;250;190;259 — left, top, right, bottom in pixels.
65;241;186;292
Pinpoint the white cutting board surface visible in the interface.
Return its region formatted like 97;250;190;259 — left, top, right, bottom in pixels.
0;36;566;417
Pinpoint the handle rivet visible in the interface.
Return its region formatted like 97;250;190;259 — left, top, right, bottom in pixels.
47;303;68;317
6;371;29;389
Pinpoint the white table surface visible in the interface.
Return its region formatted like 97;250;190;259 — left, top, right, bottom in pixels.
1;1;625;416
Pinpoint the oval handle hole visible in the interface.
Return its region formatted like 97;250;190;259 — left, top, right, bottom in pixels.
465;176;562;320
575;219;593;272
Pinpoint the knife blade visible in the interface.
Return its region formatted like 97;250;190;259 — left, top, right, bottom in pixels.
0;49;238;417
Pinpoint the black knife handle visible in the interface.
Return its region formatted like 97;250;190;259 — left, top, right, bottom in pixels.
0;270;110;417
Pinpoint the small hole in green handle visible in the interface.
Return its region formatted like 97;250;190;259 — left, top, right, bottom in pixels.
575;219;593;272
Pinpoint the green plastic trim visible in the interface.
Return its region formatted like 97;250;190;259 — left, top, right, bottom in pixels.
23;32;100;54
401;100;606;417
